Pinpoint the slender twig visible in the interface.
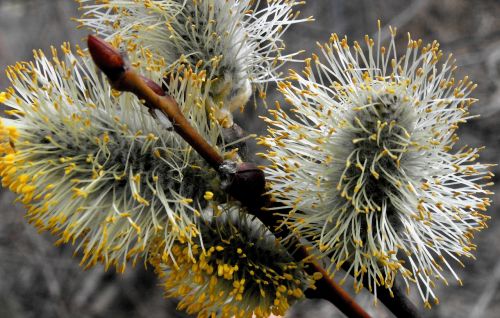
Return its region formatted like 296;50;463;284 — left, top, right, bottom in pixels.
87;35;223;170
86;34;419;318
117;70;224;169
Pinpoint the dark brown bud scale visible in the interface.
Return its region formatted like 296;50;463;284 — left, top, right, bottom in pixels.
220;161;266;209
87;35;126;81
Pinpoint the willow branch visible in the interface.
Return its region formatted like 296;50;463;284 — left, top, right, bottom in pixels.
86;34;417;318
87;35;223;170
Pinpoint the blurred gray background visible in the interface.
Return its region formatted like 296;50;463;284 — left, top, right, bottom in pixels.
1;0;500;317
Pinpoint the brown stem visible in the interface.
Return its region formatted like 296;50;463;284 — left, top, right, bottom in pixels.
86;34;417;318
116;71;224;169
306;265;370;318
87;35;223;170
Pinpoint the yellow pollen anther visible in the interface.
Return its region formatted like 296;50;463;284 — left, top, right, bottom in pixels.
204;191;214;200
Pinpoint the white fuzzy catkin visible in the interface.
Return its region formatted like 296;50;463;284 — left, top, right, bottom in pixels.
150;207;314;318
0;43;226;272
260;24;493;307
77;0;310;124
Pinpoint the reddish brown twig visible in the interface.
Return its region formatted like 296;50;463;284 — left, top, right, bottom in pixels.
87;34;419;318
88;35;223;170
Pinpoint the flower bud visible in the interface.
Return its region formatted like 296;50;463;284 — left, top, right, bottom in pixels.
220;161;266;209
87;35;126;81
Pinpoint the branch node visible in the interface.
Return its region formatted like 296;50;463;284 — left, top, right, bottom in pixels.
220;161;266;209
